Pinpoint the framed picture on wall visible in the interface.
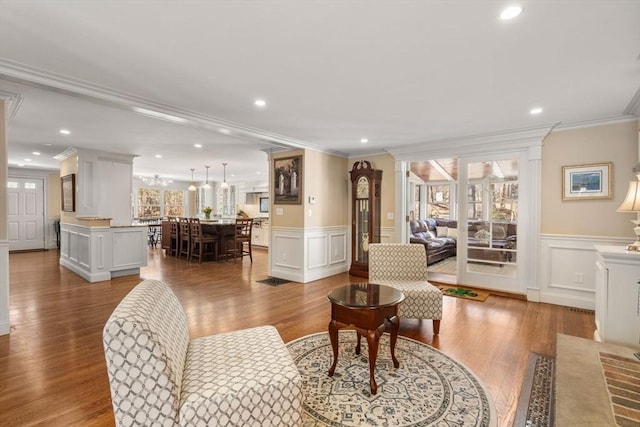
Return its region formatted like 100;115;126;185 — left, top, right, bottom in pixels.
61;173;76;212
273;155;302;204
562;162;612;200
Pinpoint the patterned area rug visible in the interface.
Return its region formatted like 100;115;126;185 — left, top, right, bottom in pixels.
287;331;495;426
514;353;555;427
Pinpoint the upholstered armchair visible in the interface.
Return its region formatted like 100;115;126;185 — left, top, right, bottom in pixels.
368;243;443;334
103;279;303;426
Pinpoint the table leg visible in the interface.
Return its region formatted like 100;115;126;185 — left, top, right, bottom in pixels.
355;332;361;355
388;315;400;368
328;319;339;377
366;327;383;395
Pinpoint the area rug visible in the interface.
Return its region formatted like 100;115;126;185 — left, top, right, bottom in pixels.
286;330;496;426
434;284;490;302
514;352;555;427
256;277;290;286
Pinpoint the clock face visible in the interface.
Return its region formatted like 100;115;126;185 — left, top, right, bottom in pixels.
356;176;369;199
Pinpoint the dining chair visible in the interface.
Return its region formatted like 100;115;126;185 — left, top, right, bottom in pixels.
189;219;218;263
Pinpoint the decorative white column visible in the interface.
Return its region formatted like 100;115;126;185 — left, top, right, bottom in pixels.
0;99;9;335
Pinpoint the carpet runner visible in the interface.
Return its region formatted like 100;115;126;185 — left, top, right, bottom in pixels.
287;330;495;426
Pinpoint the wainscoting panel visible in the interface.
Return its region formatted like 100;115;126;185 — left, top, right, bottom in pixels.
538;234;630;309
271;229;305;283
271;226;349;283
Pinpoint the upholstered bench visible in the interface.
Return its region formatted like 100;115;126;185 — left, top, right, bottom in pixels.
103;279;303;426
369;243;443;334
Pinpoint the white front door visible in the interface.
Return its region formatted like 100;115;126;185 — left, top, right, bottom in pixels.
7;177;45;251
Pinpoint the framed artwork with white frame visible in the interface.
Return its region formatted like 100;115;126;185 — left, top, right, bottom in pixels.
562;162;612;200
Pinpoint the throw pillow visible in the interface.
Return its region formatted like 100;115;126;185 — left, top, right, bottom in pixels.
436;226;448;237
447;227;458;239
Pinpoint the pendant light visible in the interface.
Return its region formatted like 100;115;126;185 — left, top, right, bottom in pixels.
188;168;197;191
220;163;229;189
203;165;211;190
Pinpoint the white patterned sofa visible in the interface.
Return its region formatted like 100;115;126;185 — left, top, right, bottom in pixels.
103;279;303;426
369;243;443;334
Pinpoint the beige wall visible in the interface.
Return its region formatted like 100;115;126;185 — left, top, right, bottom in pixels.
541;120;639;237
348;153;396;230
47;172;61;220
304;150;348;228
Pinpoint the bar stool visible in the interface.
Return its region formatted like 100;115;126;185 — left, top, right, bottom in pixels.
178;218;191;259
189;219;218;263
168;218;179;257
225;218;253;262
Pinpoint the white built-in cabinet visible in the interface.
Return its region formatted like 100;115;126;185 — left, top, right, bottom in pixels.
594;245;640;348
252;219;269;247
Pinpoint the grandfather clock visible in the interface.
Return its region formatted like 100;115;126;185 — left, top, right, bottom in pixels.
349;160;382;277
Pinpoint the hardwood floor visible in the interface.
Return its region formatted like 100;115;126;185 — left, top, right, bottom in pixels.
0;247;595;426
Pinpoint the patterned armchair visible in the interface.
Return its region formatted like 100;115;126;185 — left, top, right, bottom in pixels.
369;243;443;334
103;279;303;426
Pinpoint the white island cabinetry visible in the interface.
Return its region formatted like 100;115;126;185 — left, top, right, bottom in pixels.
60;221;147;282
594;245;640;348
252;219;269;247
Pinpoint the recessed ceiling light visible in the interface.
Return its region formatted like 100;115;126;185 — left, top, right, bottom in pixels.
24;158;32;162
256;171;261;175
360;138;369;144
254;99;267;108
194;143;203;148
530;107;543;115
218;128;231;135
59;129;70;135
500;5;523;20
32;151;41;155
155;154;162;158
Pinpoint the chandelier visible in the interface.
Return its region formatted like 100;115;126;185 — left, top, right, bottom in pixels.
141;174;173;187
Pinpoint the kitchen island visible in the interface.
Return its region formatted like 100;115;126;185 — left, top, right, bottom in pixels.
59;218;148;282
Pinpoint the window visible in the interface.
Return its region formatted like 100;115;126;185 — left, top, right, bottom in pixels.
137;188;161;218
414;185;421;220
163;189;184;217
467;183;483;220
427;184;451;218
491;181;518;221
137;188;185;218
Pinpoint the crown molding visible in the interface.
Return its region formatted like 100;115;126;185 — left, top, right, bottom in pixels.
552;114;638;132
0;89;23;122
0;59;350;156
387;124;555;161
624;86;640;116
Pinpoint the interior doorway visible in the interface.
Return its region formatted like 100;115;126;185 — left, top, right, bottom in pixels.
7;176;45;251
409;154;523;294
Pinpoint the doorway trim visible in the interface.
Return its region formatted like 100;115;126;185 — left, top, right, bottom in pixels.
389;125;552;298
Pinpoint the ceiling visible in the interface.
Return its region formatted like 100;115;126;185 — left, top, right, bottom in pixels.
1;0;639;185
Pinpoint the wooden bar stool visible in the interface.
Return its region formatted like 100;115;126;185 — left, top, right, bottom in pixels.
178;218;191;259
225;218;253;262
189;219;218;263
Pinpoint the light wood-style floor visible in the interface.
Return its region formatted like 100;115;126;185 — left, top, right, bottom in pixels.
0;247;595;427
